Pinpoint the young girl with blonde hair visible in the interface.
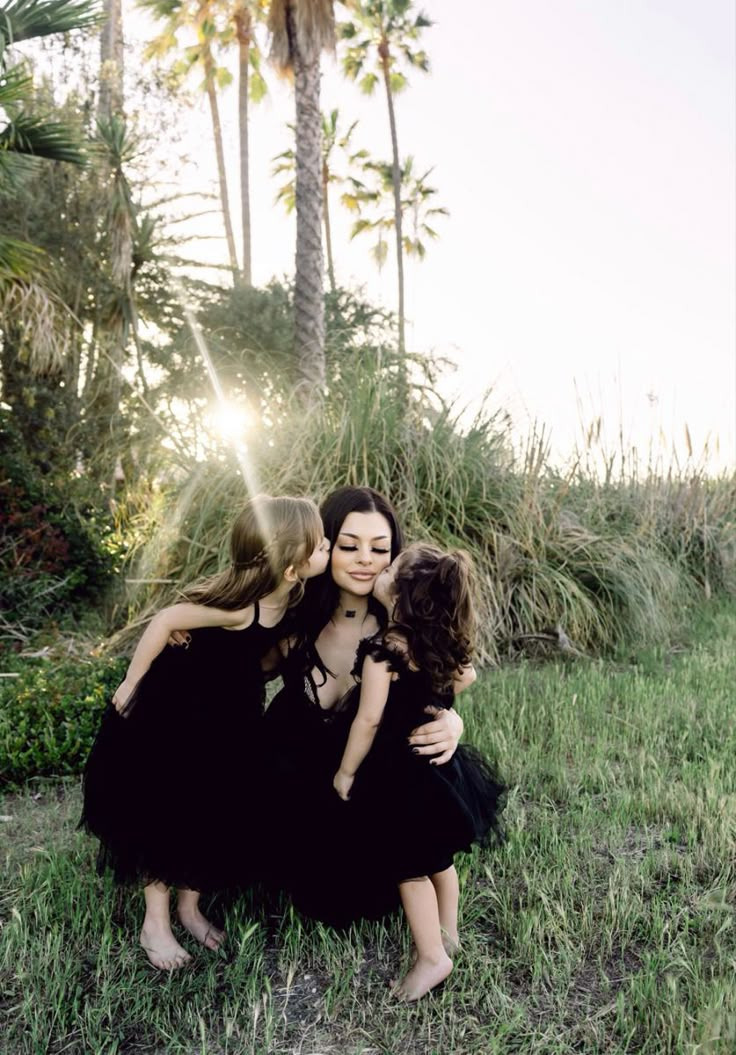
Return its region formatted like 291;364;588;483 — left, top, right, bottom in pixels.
81;495;329;970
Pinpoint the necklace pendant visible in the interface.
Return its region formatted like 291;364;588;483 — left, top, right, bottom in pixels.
345;609;357;618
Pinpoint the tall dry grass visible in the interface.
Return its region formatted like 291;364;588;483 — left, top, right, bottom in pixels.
114;357;735;661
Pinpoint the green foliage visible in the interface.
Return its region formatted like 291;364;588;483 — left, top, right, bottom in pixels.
0;654;127;787
0;409;118;639
2;603;735;1051
116;304;736;664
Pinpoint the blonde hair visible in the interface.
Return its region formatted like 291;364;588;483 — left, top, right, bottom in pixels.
183;495;323;609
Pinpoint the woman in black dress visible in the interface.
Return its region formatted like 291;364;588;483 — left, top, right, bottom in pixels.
261;489;470;926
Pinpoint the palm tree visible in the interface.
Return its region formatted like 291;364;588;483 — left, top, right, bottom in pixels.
232;0;267;285
0;0;99;364
141;0;243;283
272;108;369;293
348;155;447;270
339;0;430;356
268;0;335;401
99;0;123;117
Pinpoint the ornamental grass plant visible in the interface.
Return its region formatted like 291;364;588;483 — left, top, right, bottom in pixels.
114;354;735;662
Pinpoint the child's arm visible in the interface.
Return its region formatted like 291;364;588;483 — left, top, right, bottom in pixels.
112;602;252;712
453;664;477;693
333;656;393;801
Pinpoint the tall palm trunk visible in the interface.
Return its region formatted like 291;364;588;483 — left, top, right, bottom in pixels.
290;6;325;398
234;3;252;285
99;0;123;118
202;41;241;284
88;0;133;485
379;35;405;361
322;157;336;294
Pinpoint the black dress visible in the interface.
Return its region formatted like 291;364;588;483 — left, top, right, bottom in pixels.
345;637;506;881
81;603;287;892
261;636;505;927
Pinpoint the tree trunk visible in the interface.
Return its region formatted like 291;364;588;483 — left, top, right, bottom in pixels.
380;39;405;362
234;4;252;286
203;44;241;284
89;0;132;487
323;159;336;294
290;6;325;400
99;0;123;119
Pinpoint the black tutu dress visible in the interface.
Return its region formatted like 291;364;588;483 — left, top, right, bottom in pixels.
261;636;505;927
81;603;288;892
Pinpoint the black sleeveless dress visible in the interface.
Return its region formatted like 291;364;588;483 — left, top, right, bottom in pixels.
81;603;287;892
261;636;505;926
343;637;506;881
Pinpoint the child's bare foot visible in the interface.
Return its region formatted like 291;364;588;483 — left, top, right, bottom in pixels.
177;904;225;950
140;924;192;971
392;952;452;1002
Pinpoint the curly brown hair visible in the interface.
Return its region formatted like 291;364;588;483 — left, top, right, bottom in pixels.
390;542;477;692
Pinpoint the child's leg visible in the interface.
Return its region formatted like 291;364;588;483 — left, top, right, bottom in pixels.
430;865;460;952
140;881;191;970
176;888;224;949
393;877;453;1001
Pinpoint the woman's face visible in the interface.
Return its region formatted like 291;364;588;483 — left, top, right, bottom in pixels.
330;511;393;597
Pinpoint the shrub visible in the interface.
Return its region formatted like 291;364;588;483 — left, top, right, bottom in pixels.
0;409;118;643
0;656;127;788
115;355;735;663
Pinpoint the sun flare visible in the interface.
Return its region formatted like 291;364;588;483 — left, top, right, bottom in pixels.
208;401;250;444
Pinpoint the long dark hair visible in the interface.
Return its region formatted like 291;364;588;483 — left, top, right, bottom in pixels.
297;486;404;638
390;542;477;692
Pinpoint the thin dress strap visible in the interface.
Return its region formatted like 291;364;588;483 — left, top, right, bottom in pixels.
252;599;260;625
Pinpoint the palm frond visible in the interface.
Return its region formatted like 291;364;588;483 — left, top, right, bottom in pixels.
0;0;101;54
0;62;32;104
0;113;86;164
0;236;44;282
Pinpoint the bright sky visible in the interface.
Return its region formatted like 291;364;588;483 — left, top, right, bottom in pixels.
134;0;735;473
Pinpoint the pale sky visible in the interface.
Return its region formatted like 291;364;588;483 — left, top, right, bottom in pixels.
129;1;735;473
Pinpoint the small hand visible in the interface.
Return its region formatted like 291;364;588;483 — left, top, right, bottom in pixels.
407;705;463;765
112;679;136;714
167;630;191;648
333;770;354;801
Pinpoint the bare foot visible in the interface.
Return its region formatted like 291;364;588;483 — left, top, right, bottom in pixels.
140;924;192;971
392;953;453;1002
177;905;225;950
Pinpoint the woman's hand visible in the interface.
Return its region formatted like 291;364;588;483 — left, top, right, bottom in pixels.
407;706;463;765
333;770;354;801
112;679;136;714
167;630;191;648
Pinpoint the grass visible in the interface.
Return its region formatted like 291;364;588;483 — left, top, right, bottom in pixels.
110;363;736;664
1;601;735;1054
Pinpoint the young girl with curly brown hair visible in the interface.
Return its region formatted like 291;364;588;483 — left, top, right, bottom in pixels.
332;543;505;1001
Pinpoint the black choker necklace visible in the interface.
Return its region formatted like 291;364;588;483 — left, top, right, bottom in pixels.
345;609;357;618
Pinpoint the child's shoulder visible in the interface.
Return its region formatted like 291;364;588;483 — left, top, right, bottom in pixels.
355;630;415;675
